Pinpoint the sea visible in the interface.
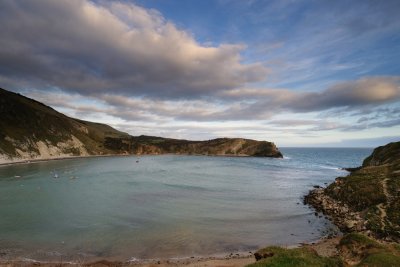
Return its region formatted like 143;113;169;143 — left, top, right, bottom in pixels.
0;148;372;262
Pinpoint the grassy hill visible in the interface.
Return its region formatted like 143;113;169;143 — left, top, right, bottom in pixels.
305;141;400;241
0;88;130;159
0;88;282;163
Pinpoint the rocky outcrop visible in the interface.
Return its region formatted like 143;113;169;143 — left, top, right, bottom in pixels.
305;141;400;242
304;188;365;233
0;88;283;163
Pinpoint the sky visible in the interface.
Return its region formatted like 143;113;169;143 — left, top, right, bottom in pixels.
0;0;399;147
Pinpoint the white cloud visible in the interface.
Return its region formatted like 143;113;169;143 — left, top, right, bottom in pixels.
0;0;267;98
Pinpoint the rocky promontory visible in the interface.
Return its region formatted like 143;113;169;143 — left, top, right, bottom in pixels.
104;135;282;158
305;141;400;242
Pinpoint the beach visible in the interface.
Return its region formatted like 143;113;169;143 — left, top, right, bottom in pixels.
0;235;346;267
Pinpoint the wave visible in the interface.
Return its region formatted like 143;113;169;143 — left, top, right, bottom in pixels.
318;165;341;170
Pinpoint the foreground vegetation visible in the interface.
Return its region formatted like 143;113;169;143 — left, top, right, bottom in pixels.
248;233;400;267
325;142;400;240
249;246;342;267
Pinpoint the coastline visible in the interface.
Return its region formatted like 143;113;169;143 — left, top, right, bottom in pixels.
0;236;343;267
1;254;254;267
0;152;285;167
0;154;132;167
304;188;365;234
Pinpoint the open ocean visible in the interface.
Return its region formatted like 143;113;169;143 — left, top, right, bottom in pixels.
0;148;372;262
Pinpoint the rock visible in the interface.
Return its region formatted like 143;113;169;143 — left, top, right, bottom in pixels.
254;252;274;261
304;187;364;233
345;220;357;229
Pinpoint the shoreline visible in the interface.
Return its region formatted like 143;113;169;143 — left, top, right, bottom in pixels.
0;255;254;267
0;154;133;167
0;236;342;267
0;250;255;267
304;188;365;234
0;152;285;167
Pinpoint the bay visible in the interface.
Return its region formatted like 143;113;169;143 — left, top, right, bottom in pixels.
0;148;372;261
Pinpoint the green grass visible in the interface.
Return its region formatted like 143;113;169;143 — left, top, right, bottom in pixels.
248;234;400;267
326;171;386;211
362;142;400;167
338;233;400;266
358;252;400;267
324;155;400;238
339;233;382;248
387;173;400;238
365;206;386;235
247;246;343;267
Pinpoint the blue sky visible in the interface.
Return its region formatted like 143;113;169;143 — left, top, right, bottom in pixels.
0;0;399;146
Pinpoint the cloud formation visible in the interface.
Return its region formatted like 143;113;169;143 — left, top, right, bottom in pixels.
291;77;400;111
30;76;400;124
0;0;267;98
220;76;400;117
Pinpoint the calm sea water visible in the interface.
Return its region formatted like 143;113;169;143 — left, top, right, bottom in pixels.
0;148;371;262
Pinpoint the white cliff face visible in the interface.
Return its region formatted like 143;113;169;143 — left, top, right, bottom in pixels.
62;135;89;155
0;135;89;164
0;154;12;164
35;135;89;158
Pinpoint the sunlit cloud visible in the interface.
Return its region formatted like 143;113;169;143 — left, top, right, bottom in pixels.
0;0;267;98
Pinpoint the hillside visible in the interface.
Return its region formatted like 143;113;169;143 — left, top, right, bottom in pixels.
251;143;400;267
0;88;282;163
305;141;400;241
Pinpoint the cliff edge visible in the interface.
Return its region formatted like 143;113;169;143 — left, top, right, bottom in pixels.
0;88;282;163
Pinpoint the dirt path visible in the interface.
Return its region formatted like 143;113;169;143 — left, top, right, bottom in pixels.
381;178;390;200
377;178;390;230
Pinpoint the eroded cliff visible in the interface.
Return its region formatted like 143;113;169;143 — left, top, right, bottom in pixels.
0;88;282;163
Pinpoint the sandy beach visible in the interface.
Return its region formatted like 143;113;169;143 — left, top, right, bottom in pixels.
0;236;343;267
0;254;255;267
0;154;132;167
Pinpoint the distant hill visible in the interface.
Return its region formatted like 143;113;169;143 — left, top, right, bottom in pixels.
305;141;400;242
0;88;282;163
